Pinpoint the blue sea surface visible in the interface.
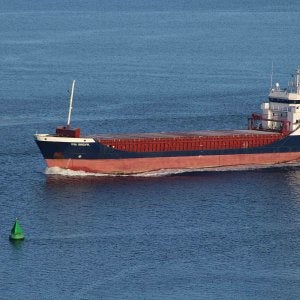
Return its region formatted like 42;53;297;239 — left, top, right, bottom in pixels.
0;1;300;299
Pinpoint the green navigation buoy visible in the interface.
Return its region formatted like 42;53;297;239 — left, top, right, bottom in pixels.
9;218;24;241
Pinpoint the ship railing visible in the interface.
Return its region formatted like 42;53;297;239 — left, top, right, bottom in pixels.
248;113;291;134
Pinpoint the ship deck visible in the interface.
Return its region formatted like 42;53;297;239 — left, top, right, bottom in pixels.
89;129;280;141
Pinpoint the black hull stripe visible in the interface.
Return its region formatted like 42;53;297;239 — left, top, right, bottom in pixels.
35;135;300;160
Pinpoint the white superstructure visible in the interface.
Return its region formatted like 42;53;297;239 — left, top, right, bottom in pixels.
261;66;300;132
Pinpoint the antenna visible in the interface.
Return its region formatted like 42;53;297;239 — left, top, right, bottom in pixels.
67;80;75;127
270;61;274;89
296;65;300;93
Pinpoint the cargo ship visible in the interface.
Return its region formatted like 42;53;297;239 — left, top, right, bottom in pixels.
35;67;300;175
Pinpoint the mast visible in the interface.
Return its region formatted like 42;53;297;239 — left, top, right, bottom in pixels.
296;66;300;94
67;80;75;128
270;61;274;90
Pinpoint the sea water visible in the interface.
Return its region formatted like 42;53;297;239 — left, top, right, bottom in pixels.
0;0;300;299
